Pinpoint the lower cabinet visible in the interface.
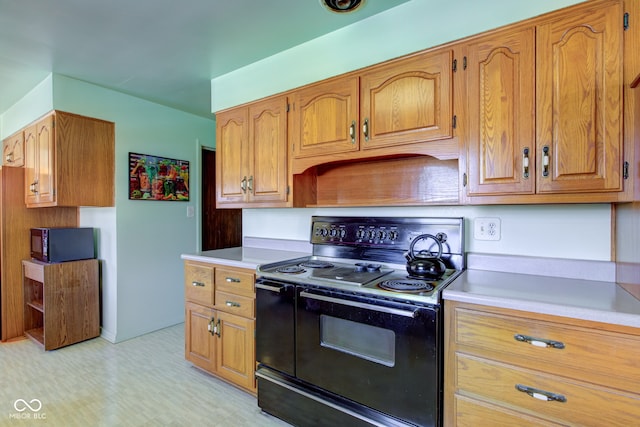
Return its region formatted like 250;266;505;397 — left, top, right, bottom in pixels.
184;261;256;394
444;300;640;426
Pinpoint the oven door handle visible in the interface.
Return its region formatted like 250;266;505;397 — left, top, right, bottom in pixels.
255;283;284;293
300;291;419;318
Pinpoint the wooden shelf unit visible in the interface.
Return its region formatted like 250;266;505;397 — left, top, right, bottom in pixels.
22;258;100;350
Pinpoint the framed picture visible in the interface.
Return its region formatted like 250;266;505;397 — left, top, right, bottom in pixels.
128;152;189;201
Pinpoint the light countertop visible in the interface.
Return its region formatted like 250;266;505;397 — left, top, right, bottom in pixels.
444;254;640;329
180;237;311;270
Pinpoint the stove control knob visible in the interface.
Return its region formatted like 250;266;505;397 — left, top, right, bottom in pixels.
339;229;346;239
329;228;338;238
378;230;387;240
388;230;399;241
356;229;366;239
319;228;329;237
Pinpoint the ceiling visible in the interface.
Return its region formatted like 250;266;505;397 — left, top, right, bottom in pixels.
0;0;410;119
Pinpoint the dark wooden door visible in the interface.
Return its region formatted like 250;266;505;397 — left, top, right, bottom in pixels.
202;148;242;250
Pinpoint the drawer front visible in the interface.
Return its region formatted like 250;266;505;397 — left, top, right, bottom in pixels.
456;353;640;426
454;394;562;427
215;268;254;297
453;306;640;389
184;262;215;306
215;291;254;318
23;261;44;282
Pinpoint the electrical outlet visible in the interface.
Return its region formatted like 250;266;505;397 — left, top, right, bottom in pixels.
474;217;501;241
186;206;194;218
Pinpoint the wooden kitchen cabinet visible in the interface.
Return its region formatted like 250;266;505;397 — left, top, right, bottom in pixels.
184;261;257;394
24;110;115;208
22;259;100;350
465;26;536;196
2;130;25;167
291;48;454;165
444;300;640;426
216;95;289;208
465;0;624;200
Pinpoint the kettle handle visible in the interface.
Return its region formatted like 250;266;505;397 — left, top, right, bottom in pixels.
409;234;443;260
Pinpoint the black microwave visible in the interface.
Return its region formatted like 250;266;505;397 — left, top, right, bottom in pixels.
31;227;95;263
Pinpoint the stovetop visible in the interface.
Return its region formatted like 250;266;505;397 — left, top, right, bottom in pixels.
256;216;466;306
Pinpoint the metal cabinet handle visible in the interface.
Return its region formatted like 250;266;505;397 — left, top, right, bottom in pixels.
523;147;530;179
349;120;356;144
240;176;247;193
225;300;241;308
248;175;254;193
516;384;566;403
514;334;565;349
30;181;39;194
225;277;241;283
191;281;205;287
300;290;418;318
542;145;550;177
208;317;216;336
214;318;220;337
362;118;369;141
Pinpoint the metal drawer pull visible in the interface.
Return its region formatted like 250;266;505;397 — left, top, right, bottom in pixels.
522;147;530;179
191;281;205;287
225;301;241;308
514;334;565;349
349;120;356;144
255;283;283;293
300;291;418;318
225;277;241;283
542;145;550;177
516;384;566;403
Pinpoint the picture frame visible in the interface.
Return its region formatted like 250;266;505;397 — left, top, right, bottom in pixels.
128;152;190;201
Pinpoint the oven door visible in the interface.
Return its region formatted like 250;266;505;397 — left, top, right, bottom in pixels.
296;287;441;427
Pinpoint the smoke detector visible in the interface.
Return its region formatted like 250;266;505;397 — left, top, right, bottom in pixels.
320;0;365;13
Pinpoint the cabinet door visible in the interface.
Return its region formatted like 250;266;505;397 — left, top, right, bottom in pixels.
248;96;288;203
25;115;56;206
215;310;255;392
360;49;453;149
216;108;249;204
466;27;536;195
536;1;623;194
3;131;24;167
291;76;359;158
185;302;216;372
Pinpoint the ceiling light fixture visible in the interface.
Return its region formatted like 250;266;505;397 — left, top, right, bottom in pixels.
321;0;365;13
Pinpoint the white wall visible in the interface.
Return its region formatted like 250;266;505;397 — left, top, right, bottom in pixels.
1;74;215;342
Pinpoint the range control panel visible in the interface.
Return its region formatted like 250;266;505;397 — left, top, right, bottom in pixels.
310;216;464;254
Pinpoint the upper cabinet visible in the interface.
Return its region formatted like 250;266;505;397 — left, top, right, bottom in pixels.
290;48;456;173
465;0;624;201
216;94;289;208
24;111;115;208
2;131;25;167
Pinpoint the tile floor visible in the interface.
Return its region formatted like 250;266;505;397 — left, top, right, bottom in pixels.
0;324;290;426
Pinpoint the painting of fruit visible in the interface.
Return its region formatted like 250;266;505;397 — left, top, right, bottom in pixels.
128;152;190;201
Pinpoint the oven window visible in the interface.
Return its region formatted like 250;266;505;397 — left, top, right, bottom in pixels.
320;315;395;367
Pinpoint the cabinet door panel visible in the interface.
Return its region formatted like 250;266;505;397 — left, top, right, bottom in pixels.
185;302;216;372
216;108;248;203
292;76;359;158
24;125;38;205
249;97;288;203
216;311;255;391
3;131;24;167
467;27;536;195
34;116;55;205
361;49;452;149
536;1;622;193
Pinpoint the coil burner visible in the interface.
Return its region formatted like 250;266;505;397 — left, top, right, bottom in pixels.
378;278;435;293
299;261;334;269
277;265;306;274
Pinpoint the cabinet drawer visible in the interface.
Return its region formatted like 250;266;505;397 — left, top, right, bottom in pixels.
215;268;254;297
184;262;214;306
215;291;254;318
455;353;640;426
453;306;640;391
23;261;44;283
454;394;562;427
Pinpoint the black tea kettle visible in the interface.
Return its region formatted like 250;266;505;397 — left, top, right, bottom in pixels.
405;234;447;280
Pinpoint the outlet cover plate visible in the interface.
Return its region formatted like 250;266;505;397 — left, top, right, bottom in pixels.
474;217;501;241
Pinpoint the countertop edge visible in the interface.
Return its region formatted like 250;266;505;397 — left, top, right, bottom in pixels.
443;289;640;329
